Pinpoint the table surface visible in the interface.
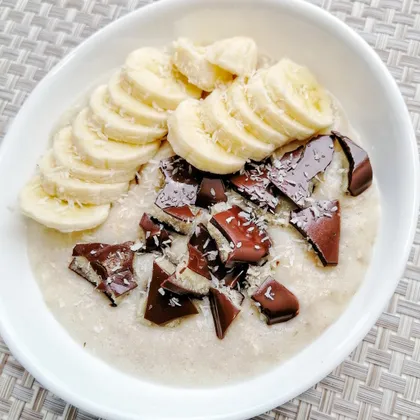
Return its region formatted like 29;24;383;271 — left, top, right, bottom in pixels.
1;0;420;419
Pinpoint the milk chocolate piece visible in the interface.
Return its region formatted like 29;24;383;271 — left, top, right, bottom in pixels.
160;156;200;185
189;223;226;279
187;244;211;280
144;262;198;325
269;135;334;207
196;178;227;208
290;200;340;266
72;243;108;260
209;288;241;339
210;205;271;263
223;264;248;289
91;242;134;276
139;213;171;251
161;205;195;222
230;162;278;211
332;131;373;196
160;273;193;296
251;278;299;325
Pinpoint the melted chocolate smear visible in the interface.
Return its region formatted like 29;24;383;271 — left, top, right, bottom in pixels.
269;135;334;207
187;244;211;280
139;213;172;252
144;262;198;326
189;223;226;279
251;278;299;325
230;162;279;211
69;242;137;306
210;205;271;263
196;178;227;208
209;288;241;339
290;200;340;266
332;131;373;196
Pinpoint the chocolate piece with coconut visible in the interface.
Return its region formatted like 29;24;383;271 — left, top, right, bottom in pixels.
139;213;172;252
251;278;299;325
161;244;211;297
69;241;138;306
269;135;335;207
196;178;227;208
209;287;242;339
229;162;279;211
144;261;198;326
331;131;373;196
209;205;271;264
290;200;340;266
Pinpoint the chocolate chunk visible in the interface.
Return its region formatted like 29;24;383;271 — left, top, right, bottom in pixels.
222;264;248;289
187;244;211;280
270;135;334;207
144;262;198;326
189;223;226;279
195;178;227;208
210;205;271;263
230;162;278;211
69;242;138;306
251;278;299;325
332;131;373;196
72;243;108;260
139;213;171;251
290;200;340;266
161;205;195;222
95;269;138;306
160;273;193;296
209;288;241;339
160;156;200;185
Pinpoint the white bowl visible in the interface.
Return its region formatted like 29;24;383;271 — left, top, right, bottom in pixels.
0;0;418;419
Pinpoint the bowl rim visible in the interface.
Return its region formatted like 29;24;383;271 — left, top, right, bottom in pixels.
0;0;418;419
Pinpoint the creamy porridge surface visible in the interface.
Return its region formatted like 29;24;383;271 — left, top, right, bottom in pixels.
26;98;380;386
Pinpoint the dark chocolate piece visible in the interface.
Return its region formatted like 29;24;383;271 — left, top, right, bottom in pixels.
251;278;299;325
161;205;195;222
160;274;193;296
223;264;248;289
290;200;340;266
69;242;138;306
332;131;373;196
230;162;278;211
96;269;138;306
160;156;200;186
187;244;211;280
144;262;198;325
209;288;241;339
189;223;226;279
195;178;227;208
72;243;108;260
139;213;171;251
210;205;271;263
269;135;334;207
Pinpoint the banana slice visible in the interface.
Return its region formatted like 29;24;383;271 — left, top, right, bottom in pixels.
72;108;161;170
246;70;315;140
123;47;201;110
206;37;258;76
201;89;275;161
20;177;110;232
226;79;289;148
108;71;167;127
167;99;245;174
53;127;136;183
39;151;129;205
89;85;166;144
172;38;232;92
264;58;333;130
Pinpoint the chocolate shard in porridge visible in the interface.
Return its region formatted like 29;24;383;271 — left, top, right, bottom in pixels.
290;200;341;266
251;278;299;325
21;37;380;386
332;131;373;196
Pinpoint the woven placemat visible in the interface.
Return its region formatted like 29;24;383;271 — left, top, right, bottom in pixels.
1;0;419;419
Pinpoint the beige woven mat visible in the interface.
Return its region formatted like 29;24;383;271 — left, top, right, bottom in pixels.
0;0;420;419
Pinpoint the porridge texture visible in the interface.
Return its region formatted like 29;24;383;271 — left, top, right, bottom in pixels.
22;37;379;386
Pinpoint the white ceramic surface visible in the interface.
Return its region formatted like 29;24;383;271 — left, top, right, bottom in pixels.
0;0;418;419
